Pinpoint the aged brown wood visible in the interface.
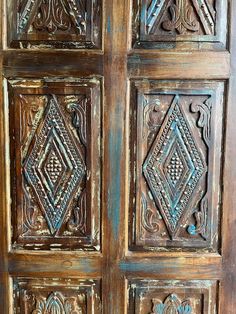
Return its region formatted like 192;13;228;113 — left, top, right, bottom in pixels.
0;0;235;313
219;0;236;312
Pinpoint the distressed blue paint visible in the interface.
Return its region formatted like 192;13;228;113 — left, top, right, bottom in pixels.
107;15;111;34
146;0;165;31
153;301;192;314
140;3;146;25
187;224;197;235
155;304;165;314
177;304;192;314
108;126;122;239
119;261;172;272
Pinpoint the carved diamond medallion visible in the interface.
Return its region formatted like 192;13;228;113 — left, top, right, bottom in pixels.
143;95;206;236
24;95;86;234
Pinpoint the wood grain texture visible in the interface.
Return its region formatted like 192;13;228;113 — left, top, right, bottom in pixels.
219;0;236;312
120;254;222;280
8;251;102;277
3;51;103;78
128;51;230;79
102;0;130;313
0;0;235;313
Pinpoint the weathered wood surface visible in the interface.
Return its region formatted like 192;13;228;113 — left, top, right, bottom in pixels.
0;0;235;313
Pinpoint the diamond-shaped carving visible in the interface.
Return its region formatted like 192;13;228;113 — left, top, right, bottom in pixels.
24;95;85;234
44;150;64;186
143;95;206;236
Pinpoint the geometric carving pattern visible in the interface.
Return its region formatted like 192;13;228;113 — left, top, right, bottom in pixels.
128;280;218;314
8;0;102;48
129;81;224;251
143;95;206;237
13;278;102;314
9;79;101;250
132;0;227;49
24;95;86;235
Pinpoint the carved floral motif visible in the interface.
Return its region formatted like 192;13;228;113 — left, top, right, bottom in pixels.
145;0;215;36
151;294;192;314
18;0;87;35
162;0;199;34
32;292;83;314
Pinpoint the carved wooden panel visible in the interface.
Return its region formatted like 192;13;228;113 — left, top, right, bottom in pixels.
9;79;101;250
128;280;217;313
7;0;102;48
129;81;224;251
132;0;227;49
13;277;101;313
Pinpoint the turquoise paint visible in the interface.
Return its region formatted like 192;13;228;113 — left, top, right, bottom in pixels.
177;304;192;314
108;126;122;239
153;303;192;314
140;4;146;24
155;304;165;314
107;15;111;33
119;261;169;272
187;224;197;235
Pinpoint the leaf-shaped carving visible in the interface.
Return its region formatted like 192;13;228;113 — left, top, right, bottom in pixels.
187;194;208;239
191;98;212;147
67;98;87;147
22;185;43;234
67;190;87;235
141;193;160;233
20;95;40;145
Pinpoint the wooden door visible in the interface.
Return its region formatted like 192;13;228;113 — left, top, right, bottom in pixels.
0;0;235;313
